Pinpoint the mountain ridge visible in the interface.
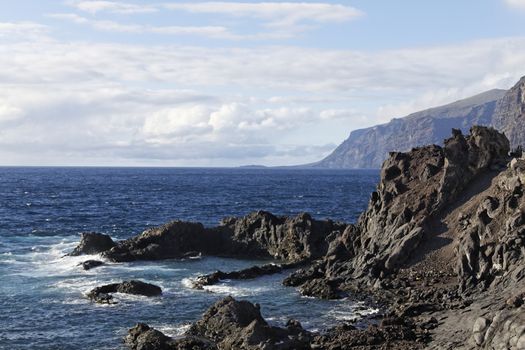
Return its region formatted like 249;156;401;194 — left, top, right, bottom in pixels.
308;78;525;169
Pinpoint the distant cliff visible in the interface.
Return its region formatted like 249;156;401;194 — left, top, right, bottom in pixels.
310;77;525;169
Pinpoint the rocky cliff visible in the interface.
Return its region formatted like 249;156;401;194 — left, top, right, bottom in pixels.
312;89;506;169
493;76;525;151
312;76;525;169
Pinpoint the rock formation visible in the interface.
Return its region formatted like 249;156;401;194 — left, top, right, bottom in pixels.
69;232;116;256
69;212;347;264
88;280;162;304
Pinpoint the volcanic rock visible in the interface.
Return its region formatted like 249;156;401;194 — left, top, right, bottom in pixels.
88;280;161;304
69;232;116;256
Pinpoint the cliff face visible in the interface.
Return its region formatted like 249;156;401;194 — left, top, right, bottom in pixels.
313;89;506;169
492;76;525;150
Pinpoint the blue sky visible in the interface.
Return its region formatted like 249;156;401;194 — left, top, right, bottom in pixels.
0;0;524;166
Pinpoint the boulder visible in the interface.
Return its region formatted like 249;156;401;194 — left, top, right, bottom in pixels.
69;232;116;256
125;323;217;350
187;296;312;349
88;280;161;303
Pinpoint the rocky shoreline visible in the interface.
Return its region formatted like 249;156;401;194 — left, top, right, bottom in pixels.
70;126;524;349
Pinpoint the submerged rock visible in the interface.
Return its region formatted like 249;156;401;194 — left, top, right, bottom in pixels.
192;262;300;289
80;260;105;270
88;280;161;304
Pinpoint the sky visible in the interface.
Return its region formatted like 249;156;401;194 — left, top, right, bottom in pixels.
0;0;525;167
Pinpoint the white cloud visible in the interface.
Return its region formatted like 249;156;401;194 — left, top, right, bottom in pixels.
64;2;363;39
0;21;48;39
1;28;525;165
164;2;363;28
143;106;213;141
49;13;236;38
68;1;158;14
505;0;525;9
0;100;23;124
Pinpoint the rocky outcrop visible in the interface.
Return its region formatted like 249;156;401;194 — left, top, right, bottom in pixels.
69;232;116;256
286;126;510;296
187;296;312;349
127;297;313;350
99;221;217;262
88;280;162;304
69;212;347;264
125;323;217;350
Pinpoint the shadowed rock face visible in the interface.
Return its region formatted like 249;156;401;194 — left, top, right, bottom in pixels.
69;212;347;264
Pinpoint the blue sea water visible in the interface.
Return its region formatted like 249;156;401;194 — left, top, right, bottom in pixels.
0;167;379;349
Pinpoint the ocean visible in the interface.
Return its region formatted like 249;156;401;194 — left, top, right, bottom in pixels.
0;167;379;349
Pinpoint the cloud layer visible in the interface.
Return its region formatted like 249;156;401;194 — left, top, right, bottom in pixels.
0;1;524;166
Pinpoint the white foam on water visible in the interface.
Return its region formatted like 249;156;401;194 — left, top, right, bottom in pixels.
327;303;380;322
181;277;196;289
154;323;191;338
111;292;163;305
202;282;270;297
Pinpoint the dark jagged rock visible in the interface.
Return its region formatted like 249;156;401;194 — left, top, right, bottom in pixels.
80;260;104;270
125;323;217;350
285;126;511;300
88;280;161;304
186;296;312;349
217;211;347;262
69;232;116;256
101;221;216;262
126;297;312;350
69;212;347;263
192;262;300;289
